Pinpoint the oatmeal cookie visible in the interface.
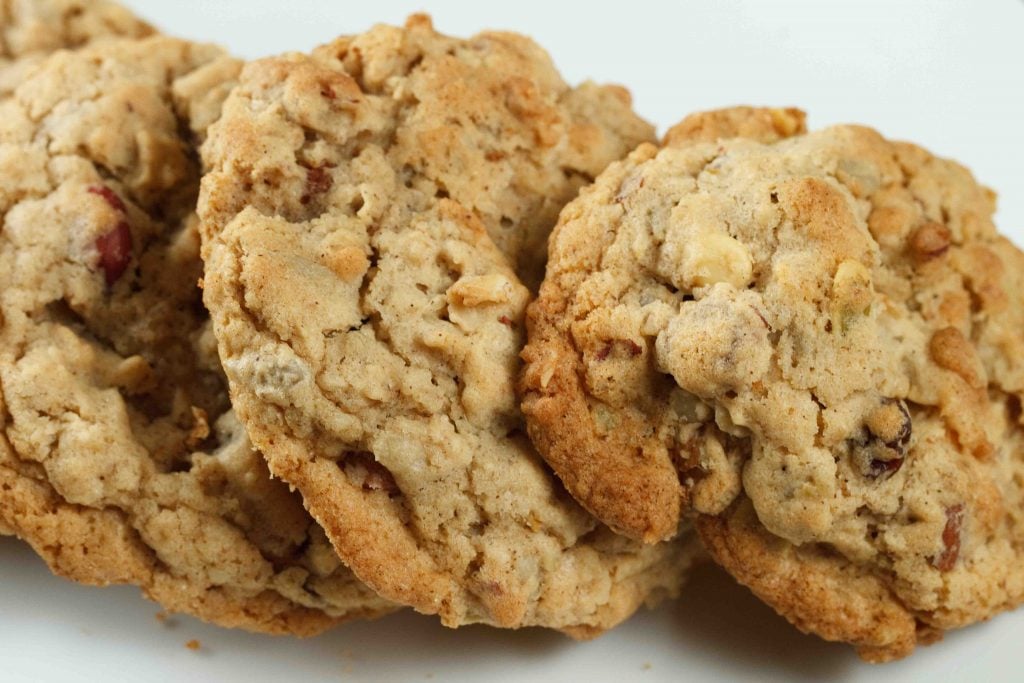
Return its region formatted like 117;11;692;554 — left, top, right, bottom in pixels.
521;107;1024;659
0;37;394;634
199;15;699;634
0;0;153;96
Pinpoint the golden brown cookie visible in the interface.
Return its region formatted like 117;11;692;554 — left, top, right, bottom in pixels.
199;15;701;634
521;107;1024;659
0;37;394;634
0;0;153;95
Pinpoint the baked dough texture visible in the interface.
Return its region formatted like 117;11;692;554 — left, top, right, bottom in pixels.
0;0;153;95
199;15;700;634
521;106;1024;659
0;36;394;634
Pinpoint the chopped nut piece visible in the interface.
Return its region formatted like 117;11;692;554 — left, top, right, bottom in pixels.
831;259;873;331
447;273;517;307
932;504;964;571
929;326;985;390
683;232;753;289
301;165;335;204
909;221;951;261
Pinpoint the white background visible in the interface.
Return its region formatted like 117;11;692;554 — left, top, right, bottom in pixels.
3;1;1023;681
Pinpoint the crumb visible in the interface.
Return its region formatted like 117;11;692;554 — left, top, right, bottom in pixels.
642;662;652;671
185;639;201;651
156;611;178;628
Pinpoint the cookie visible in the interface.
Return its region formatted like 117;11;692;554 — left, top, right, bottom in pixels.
199;15;700;633
0;37;394;634
521;106;1024;659
0;0;153;96
198;14;654;289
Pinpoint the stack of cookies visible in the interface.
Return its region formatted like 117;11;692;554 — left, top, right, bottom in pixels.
2;1;1022;663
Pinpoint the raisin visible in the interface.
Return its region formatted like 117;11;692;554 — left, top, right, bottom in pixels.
932;504;964;571
867;456;904;478
850;398;912;479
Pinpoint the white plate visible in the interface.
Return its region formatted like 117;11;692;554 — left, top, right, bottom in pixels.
4;1;1023;680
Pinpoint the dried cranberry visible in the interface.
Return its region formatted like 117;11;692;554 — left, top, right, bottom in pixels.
88;185;127;213
88;185;133;285
498;315;514;327
95;221;133;285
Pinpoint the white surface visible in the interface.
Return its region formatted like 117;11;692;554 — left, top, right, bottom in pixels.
3;1;1024;681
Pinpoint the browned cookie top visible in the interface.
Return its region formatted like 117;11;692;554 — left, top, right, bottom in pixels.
198;14;654;288
199;15;700;633
521;107;1024;659
0;0;153;95
0;36;394;634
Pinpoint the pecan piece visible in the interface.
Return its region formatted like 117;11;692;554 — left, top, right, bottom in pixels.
300;164;335;205
932;504;964;571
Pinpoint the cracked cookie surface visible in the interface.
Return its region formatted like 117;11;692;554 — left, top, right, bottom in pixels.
199;15;699;633
0;36;394;634
520;107;1024;659
0;0;153;96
